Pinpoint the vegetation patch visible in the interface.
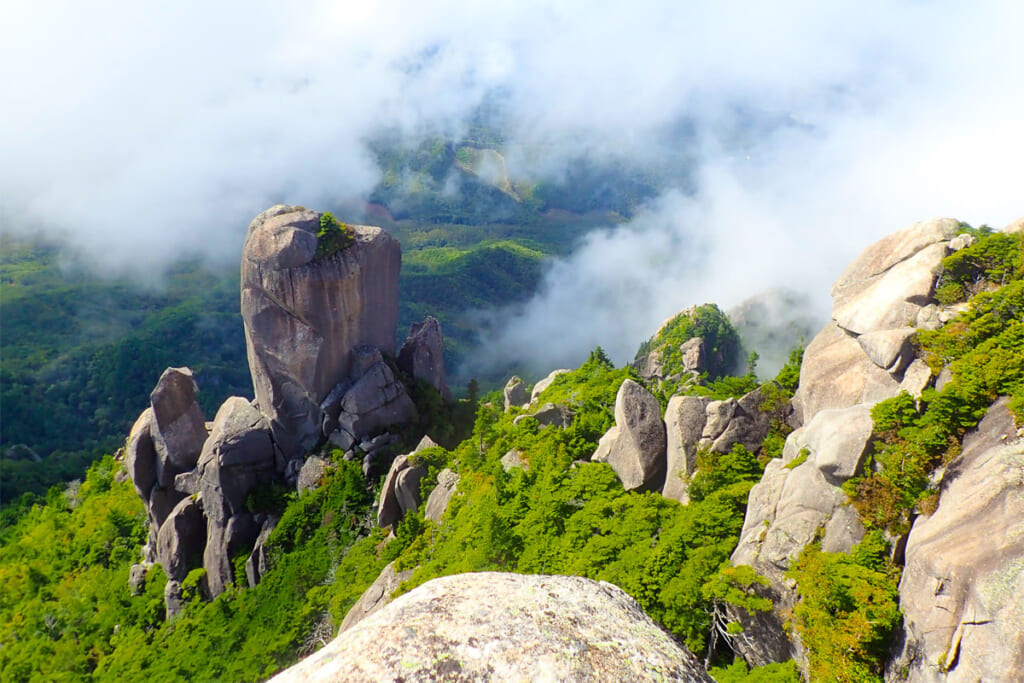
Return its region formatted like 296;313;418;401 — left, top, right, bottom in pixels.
314;212;356;260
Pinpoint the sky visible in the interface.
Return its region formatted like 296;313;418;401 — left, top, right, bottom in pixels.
2;1;1022;376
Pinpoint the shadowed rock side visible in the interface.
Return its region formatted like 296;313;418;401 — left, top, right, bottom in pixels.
269;573;714;683
241;204;401;459
891;398;1024;682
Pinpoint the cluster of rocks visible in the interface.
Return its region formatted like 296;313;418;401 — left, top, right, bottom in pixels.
592;378;780;503
727;216;1024;680
125;205;449;615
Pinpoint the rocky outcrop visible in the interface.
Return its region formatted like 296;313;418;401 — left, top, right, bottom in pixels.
662;395;710;504
700;386;774;454
241;205;401;460
330;346;416;448
338;561;415;633
397;316;451;402
501;449;527;472
512;402;574;428
424;469;459;523
530;368;570;403
244;515;278;588
503;376;528;410
270;573;713;683
377;436;439;528
796;218;960;423
891;398;1024;682
149;367;208;473
155;496;205;582
729;217;968;667
296;456;329;494
592;380;666;491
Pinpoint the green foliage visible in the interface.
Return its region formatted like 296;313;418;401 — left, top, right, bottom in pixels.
709;660;802;682
689;444;763;503
773;345;804;394
635;303;743;383
314;212;355;260
788;541;901;682
786;448;810;470
701;564;772;613
933;226;1023;303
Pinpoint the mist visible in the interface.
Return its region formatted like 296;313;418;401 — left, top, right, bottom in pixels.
3;1;1022;374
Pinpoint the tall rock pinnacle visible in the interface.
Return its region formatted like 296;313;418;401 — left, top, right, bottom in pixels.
240;204;401;459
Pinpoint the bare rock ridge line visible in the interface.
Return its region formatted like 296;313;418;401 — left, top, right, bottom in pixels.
269;573;714;683
125;205;451;612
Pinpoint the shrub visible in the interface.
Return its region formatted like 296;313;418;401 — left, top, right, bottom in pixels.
314;212;355;260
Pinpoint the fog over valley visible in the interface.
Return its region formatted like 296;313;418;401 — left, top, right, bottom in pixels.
3;0;1022;375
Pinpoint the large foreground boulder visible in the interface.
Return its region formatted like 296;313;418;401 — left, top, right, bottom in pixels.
269;573;713;682
892;399;1024;682
240;205;401;459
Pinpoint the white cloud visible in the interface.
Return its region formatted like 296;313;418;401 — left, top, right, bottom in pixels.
2;1;1022;372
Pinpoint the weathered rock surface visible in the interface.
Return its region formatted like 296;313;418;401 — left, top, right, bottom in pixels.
512;402;574;428
149;367;207;472
662;395;710;504
271;573;713;683
204;512;258;597
155;496;206;582
126;409;158;499
296;456;329;494
241;205;401;459
333;347;416;445
424;469;459;523
377;439;432;528
397;316;451;402
128;563;147;596
730;405;873;664
702;386;774;455
592;380;666;491
245;515;278;588
679;337;706;375
503;376;528;410
197;397;275;523
338;561;415;633
164;580;185;619
892;399;1024;682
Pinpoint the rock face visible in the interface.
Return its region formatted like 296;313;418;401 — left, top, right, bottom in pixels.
269;573;713;683
338;561;414;633
377;438;438;528
512;402;574;428
503;376;528;411
530;368;570;403
662;395;710;504
331;346;416;448
892;399;1024;682
728;217;966;667
397;316;451;401
424;468;459;523
592;380;666;491
155;496;205;582
241;204;401;460
149;367;208;473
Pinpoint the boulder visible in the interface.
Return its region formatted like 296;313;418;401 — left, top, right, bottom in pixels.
155;495;206;582
241;205;401;459
377;454;427;528
592;380;666;491
397;316;451;402
530;369;570;403
335;349;416;444
705;387;773;455
1003;215;1024;233
164;580;185;619
269;573;713;683
149;367;207;471
245;515;278;588
900;358;933;398
662;395;710;504
197;397;275;523
856;327;917;372
204;513;259;598
893;398;1024;682
503;376;528;411
338;561;415;633
512;402;574;428
501;449;527;473
297;456;329;494
126;408;158;500
128;564;147;596
679;336;706;375
424;469;460;523
794;322;900;423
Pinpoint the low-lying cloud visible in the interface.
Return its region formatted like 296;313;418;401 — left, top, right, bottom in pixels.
3;1;1022;374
